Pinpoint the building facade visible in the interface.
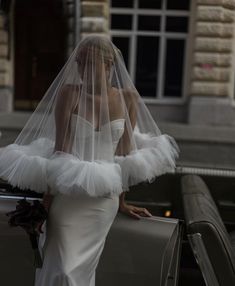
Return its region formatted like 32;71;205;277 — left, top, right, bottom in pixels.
1;0;235;169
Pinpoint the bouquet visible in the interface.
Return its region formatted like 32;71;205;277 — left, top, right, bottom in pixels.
5;198;48;268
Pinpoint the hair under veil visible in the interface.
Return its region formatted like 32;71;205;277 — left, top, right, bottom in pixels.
0;35;179;197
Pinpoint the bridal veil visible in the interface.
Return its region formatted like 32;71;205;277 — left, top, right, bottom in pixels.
0;35;179;197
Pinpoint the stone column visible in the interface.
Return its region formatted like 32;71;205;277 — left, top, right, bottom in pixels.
63;0;76;57
0;12;12;112
80;0;110;39
188;0;235;126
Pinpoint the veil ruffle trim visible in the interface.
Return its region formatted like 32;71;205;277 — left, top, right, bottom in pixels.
115;132;179;191
46;152;123;197
0;36;180;197
0;138;123;197
0;139;52;193
0;132;178;196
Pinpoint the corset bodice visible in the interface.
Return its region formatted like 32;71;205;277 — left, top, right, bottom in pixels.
71;114;125;161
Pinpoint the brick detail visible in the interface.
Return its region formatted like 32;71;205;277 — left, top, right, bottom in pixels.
0;72;10;86
197;6;234;22
0;15;5;29
67;17;75;32
191;82;229;96
66;2;75;17
81;17;108;33
81;0;109;2
81;2;109;18
193;66;231;81
0;10;13;112
0;58;9;72
0;30;8;43
80;0;110;35
0;44;8;57
194;52;232;67
195;38;233;52
196;22;233;37
197;0;235;9
189;1;235;98
0;89;12;112
80;32;110;40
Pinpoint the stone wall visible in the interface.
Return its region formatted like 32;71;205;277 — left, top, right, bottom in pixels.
63;0;74;57
80;0;110;39
0;12;12;112
65;0;110;56
191;0;235;97
189;0;235;125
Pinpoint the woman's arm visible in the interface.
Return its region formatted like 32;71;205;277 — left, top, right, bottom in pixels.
42;85;78;212
116;90;137;206
42;189;53;212
119;192;126;207
54;85;77;153
116;90;152;219
115;90;137;156
35;188;53;233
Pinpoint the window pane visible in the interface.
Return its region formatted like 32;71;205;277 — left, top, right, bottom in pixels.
111;15;132;30
138;15;160;31
167;0;190;10
164;39;185;97
166;17;188;33
138;0;162;9
112;36;130;69
136;36;159;97
111;0;134;8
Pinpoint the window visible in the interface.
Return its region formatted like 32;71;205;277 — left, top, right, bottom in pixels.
110;0;190;101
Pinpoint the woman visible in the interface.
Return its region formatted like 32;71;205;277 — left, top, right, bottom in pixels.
0;35;179;285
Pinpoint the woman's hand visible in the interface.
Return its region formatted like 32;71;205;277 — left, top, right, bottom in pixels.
35;220;45;235
42;192;53;212
34;192;53;234
119;201;152;220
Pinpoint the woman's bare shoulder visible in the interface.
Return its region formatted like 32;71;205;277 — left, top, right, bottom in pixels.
113;87;138;107
56;84;80;109
112;87;137;97
59;84;80;96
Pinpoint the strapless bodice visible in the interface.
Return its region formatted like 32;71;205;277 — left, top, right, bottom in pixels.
71;114;125;160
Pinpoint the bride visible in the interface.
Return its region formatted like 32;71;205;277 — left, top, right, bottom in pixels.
0;35;179;285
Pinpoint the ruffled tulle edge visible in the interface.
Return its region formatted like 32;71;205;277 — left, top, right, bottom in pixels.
0;141;124;197
0;143;49;193
115;133;179;191
0;133;179;196
46;152;123;197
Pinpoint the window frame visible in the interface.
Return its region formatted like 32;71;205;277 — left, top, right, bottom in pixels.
110;0;191;104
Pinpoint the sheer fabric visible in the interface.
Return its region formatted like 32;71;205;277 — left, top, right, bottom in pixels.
0;35;179;197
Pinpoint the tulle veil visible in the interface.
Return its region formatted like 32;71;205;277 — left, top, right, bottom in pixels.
0;34;179;197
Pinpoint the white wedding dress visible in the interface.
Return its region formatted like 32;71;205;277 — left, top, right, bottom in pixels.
34;116;125;286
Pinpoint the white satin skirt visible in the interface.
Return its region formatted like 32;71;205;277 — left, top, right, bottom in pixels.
34;192;119;286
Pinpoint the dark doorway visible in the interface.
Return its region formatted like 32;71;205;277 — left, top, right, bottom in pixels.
14;0;66;110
